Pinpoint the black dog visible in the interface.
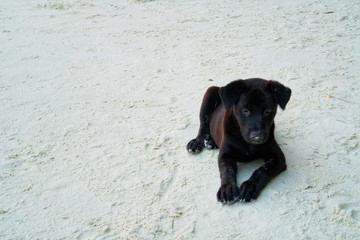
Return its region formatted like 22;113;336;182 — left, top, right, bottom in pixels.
187;78;291;203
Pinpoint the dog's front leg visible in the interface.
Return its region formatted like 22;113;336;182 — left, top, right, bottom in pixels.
239;147;287;202
217;157;240;204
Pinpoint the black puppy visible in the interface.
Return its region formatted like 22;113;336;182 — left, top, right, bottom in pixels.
187;78;291;203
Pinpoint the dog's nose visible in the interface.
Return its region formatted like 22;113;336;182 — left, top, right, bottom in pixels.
250;130;263;142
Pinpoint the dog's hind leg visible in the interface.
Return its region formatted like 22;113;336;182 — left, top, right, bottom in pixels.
187;86;220;153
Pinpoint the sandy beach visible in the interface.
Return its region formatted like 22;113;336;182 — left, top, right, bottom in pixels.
1;0;360;239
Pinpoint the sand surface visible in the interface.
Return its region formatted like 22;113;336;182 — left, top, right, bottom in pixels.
1;0;360;239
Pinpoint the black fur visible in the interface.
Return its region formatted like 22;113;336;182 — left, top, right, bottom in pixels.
187;78;291;203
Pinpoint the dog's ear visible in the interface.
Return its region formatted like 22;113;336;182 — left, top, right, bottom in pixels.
268;80;292;110
219;80;246;110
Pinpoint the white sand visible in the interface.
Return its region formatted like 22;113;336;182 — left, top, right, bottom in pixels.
1;0;360;239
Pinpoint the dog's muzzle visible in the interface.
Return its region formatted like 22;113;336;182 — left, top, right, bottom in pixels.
249;130;266;144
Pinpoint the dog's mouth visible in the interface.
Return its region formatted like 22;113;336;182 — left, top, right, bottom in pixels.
249;138;266;145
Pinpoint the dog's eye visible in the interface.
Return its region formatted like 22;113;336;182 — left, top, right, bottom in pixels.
264;108;273;116
241;108;250;115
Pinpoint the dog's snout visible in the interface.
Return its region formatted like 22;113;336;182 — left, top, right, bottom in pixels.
250;130;261;139
249;130;264;143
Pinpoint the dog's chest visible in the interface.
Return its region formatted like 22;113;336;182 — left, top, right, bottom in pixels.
239;144;264;161
248;144;259;155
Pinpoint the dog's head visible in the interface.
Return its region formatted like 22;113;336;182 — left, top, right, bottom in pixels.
219;78;291;145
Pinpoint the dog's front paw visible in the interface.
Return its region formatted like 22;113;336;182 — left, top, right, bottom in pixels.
217;183;240;204
186;138;204;153
239;180;259;202
204;138;217;150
